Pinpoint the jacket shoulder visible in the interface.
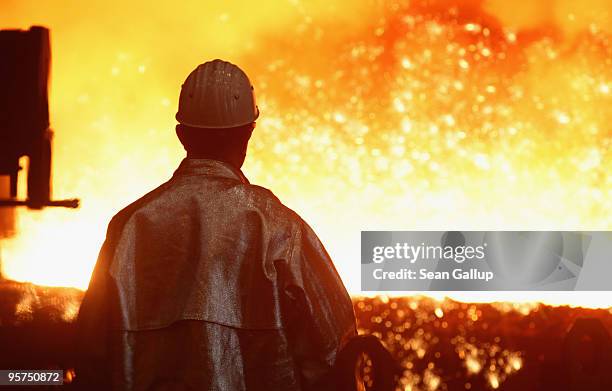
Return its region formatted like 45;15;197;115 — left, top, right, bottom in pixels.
105;180;305;238
239;183;304;224
106;182;172;234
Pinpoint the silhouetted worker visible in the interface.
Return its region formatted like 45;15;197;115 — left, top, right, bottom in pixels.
75;59;357;390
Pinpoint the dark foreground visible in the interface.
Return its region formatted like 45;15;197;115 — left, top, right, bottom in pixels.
0;279;611;390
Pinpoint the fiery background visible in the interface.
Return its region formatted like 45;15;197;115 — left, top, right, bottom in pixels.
0;0;611;307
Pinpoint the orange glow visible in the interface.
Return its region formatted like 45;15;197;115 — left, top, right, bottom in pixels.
0;1;611;308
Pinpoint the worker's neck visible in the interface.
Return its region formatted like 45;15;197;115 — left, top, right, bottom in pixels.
185;152;244;170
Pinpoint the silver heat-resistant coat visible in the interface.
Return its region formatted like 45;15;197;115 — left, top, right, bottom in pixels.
75;158;357;390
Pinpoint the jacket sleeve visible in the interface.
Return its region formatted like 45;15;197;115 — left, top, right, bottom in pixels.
279;219;357;390
74;229;116;390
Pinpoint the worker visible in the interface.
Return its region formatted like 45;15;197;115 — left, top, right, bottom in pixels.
74;59;357;390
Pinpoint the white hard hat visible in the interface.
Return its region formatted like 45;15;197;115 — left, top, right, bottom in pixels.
176;59;259;128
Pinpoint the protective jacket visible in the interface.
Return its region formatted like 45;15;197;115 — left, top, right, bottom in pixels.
75;158;357;390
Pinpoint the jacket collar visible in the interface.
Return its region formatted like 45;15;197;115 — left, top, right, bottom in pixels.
172;158;250;184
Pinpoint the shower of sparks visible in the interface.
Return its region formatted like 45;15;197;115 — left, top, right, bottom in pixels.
0;0;610;308
245;1;612;233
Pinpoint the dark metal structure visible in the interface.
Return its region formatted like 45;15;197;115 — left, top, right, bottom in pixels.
0;26;78;209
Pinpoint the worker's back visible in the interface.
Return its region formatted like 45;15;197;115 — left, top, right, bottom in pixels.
75;158;357;390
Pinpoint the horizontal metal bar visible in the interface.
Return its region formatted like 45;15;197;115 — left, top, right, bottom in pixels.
0;198;79;209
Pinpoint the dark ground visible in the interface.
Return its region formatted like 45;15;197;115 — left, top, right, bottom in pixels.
0;278;611;390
